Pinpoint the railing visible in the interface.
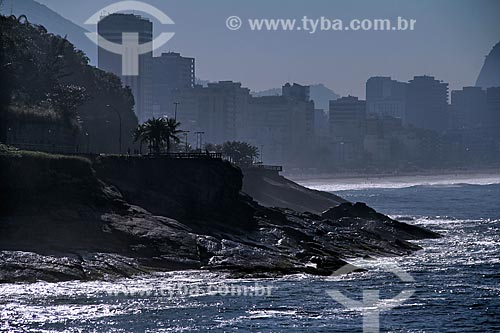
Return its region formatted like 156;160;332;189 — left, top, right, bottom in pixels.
2;144;223;159
153;152;223;159
6;142;77;154
249;164;283;172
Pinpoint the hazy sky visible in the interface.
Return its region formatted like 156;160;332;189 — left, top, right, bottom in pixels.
35;0;500;97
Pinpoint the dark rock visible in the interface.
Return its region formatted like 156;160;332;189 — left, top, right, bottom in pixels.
0;152;440;283
322;202;378;220
322;202;441;240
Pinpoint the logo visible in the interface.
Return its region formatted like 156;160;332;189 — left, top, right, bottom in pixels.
326;262;415;333
84;1;175;76
226;16;242;30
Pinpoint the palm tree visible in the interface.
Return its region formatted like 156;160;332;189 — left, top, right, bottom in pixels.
221;141;259;166
133;123;146;154
143;118;163;154
133;117;182;155
164;117;182;153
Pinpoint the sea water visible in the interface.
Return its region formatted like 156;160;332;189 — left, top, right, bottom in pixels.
1;178;499;332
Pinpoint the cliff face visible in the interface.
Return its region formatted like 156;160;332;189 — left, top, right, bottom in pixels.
0;149;440;282
93;156;253;224
0;0;97;64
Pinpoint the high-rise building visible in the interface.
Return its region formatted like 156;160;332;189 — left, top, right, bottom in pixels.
329;96;366;164
451;86;487;128
282;83;310;102
97;13;153;122
486;87;500;134
244;96;290;162
173;81;250;144
314;109;329;137
329;96;366;140
152;52;195;119
244;95;314;163
405;75;448;132
173;81;314;163
366;76;406;122
204;81;250;143
280;83;315;142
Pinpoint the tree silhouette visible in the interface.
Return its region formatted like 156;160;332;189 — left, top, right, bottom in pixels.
133;123;146;154
164;117;182;153
133;117;182;155
221;141;259;166
0;14;138;152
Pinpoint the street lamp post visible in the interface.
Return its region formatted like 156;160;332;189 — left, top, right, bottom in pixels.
182;131;190;152
194;131;205;151
260;145;264;163
106;104;122;154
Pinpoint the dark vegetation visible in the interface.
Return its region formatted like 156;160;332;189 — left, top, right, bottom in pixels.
206;141;260;166
133;117;182;154
0;14;138;152
0;144;93;213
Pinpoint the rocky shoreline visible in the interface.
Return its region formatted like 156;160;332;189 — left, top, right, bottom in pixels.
0;150;440;283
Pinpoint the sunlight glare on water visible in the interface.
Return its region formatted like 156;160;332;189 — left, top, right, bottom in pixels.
1;180;499;332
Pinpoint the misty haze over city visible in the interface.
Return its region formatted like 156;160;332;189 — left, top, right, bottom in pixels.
0;1;499;332
3;0;500;171
4;0;500;96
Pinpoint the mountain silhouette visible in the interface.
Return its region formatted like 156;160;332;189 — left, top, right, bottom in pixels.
476;41;500;89
253;83;339;110
0;0;96;64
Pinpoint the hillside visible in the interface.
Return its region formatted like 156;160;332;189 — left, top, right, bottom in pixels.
0;14;138;153
0;0;96;64
476;41;500;89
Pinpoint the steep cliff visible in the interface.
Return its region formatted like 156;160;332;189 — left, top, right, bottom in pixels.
0;147;440;282
93;156;254;225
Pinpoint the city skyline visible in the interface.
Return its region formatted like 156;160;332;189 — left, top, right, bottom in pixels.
92;7;498;168
10;0;500;98
2;0;499;169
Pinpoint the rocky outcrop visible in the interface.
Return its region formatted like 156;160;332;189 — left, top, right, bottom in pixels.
322;202;440;241
0;149;440;283
92;156;254;225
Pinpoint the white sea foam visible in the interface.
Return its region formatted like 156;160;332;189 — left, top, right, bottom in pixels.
292;173;500;192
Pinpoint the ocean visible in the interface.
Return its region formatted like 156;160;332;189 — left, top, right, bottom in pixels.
1;176;499;332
